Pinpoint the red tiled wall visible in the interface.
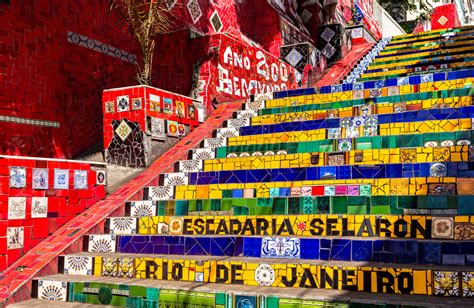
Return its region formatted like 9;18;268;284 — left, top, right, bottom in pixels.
102;86;201;149
0;1;139;159
431;4;461;30
0;157;106;271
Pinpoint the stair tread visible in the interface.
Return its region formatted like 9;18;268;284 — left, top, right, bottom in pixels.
9;299;115;308
62;252;474;270
35;274;474;307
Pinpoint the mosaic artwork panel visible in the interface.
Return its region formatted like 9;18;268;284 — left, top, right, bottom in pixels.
9;166;26;188
8;197;26;220
32;168;49;189
31;197;48;218
54;169;69;189
38;280;68;302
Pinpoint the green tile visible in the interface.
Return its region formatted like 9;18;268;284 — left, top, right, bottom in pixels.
331;197;347;214
347;205;366;214
272;198;287;214
370;205;390;214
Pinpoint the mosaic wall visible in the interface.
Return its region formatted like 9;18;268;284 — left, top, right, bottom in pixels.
0;1;139;158
103;86;202;168
0;157;106;271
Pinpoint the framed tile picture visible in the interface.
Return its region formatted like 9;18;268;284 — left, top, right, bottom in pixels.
32;168;49;189
9;166;26;188
54;169;69;189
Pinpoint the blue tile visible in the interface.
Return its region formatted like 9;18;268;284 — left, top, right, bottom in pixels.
300;239;320;260
418;242;441;264
442;254;465;266
351;240;372;262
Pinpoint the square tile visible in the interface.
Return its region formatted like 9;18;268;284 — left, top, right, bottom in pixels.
359;184;371;196
64;256;93;275
324;186;336;196
261;237;300;258
31;197;48;218
116;95;129;112
74;170;88;189
164;172;188;186
32;168;48;189
105;101;114;113
109;217;137;235
9;166;26;188
432;217;454;239
115;120;132;141
131;98;142;110
130;201;157;217
88;234;116;253
148;186;174;201
434;271;460;296
8;197;26;220
54;169;69;189
169;217;184;235
7;227;24;249
462;272;474;297
38;280;67;302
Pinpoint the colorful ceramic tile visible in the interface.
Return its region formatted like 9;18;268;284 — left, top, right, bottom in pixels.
131;98;142;110
163;98;173;115
335;185;348;195
261;237;300;259
32;168;48;189
88;234;116;253
359;184;371;196
434;271;460;296
217;127;239;138
175;100;185;117
116;95;129;112
115;120;132;142
166;120;179;137
164;172;188;186
179;160;203;172
462;272;474;297
169;217;183;235
204;137;226;149
148;186;174;201
74;170;88;189
31;197;48;218
430;163;448;177
290;187;301;197
301;186;312;196
188;104;196;120
348;185;360;196
454;223;473;240
96;169;107;185
149;94;161;111
394;102;407;113
432;217;454;239
254;264;275;286
338;138;352;151
105;101;114;113
346;126;359;138
187;0;202;23
38;280;67;302
8;197;26;220
109;217;137;235
64;256;93;275
130;201;157;217
150;117;166;140
324;185;336;196
53;169;69;189
327;128;342;139
7;227;24;249
9;166;26;188
178;123;186;136
192;148;215;160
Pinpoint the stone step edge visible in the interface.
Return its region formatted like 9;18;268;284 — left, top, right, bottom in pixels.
58;252;474;271
32;274;474;307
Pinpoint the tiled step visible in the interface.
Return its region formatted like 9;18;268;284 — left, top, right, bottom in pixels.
211;130;473;159
31;274;474;307
272;69;473;100
256;78;473;112
171;177;467;200
55;253;474;297
81;233;474;266
119;195;472;217
128;214;473;240
10;299;113;307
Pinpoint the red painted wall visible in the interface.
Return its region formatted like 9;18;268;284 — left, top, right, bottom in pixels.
0;0;139;159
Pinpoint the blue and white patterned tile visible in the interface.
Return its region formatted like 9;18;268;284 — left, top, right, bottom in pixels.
54;169;69;189
74;170;88;189
261;237;300;259
9;166;26;188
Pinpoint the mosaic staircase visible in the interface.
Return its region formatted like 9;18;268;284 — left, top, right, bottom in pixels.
23;26;474;307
